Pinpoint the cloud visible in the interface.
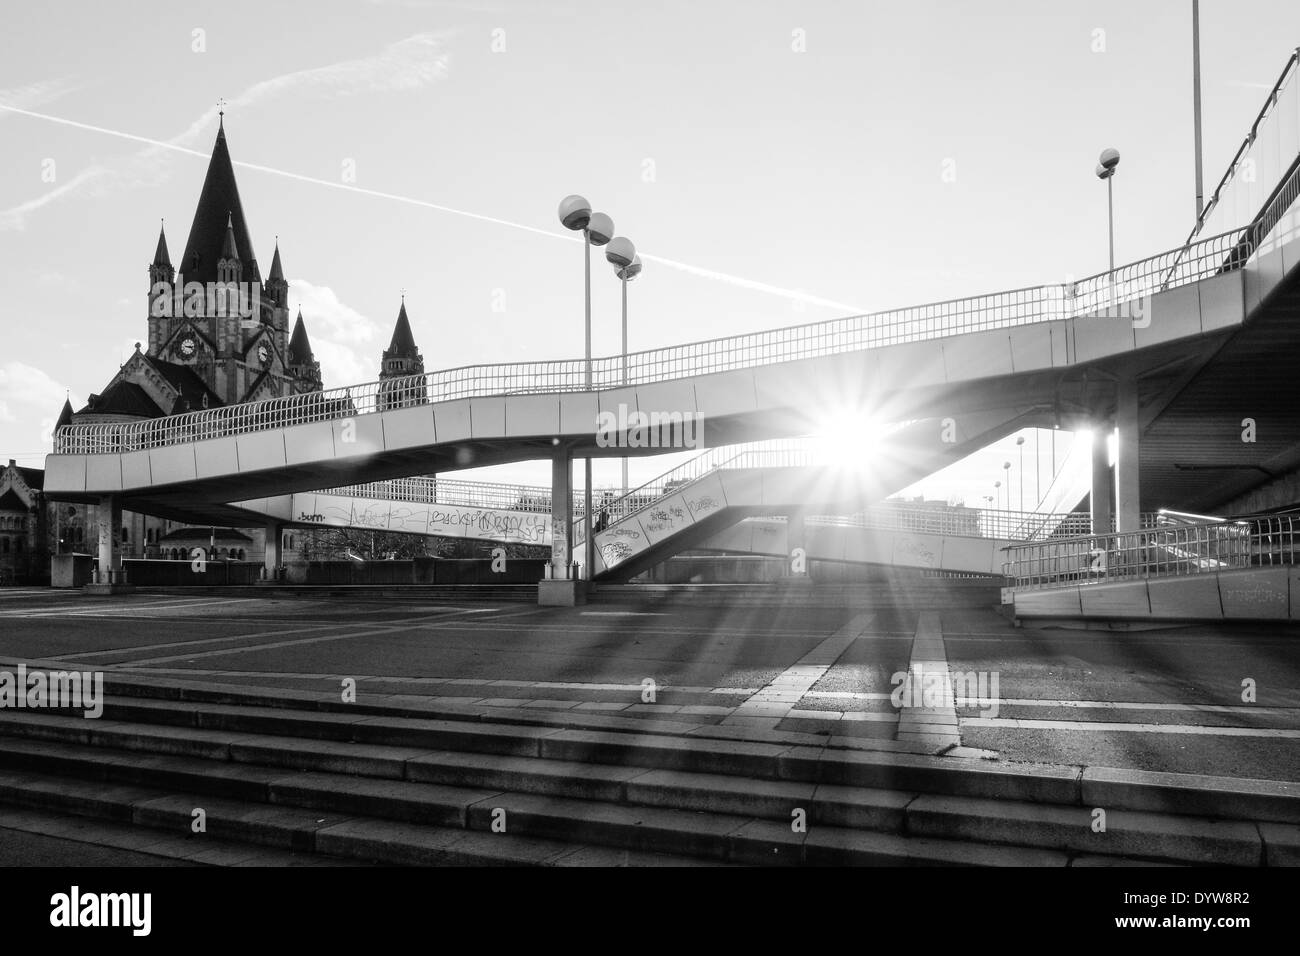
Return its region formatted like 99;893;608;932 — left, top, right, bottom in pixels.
0;165;108;231
289;279;384;385
0;362;77;451
0;77;80;116
0;33;454;229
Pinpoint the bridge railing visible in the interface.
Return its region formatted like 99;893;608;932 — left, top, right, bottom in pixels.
998;515;1300;589
54;218;1270;457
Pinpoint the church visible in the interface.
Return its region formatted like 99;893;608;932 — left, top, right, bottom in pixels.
33;116;428;575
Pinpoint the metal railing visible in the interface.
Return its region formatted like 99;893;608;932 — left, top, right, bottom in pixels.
1190;48;1300;246
804;507;1161;541
323;476;576;514
571;438;817;545
54;221;1271;456
1000;514;1300;590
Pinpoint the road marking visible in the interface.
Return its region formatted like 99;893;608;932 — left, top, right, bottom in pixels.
64;607;506;667
0;596;263;618
721;612;873;730
962;717;1300;738
579;611;667;617
987;697;1300;715
895;611;960;747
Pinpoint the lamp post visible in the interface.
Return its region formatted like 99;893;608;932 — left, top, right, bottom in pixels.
994;481;1002;511
1192;0;1204;220
1016;436;1026;512
1002;461;1011;510
558;195;615;583
1096;148;1121;302
606;239;642;498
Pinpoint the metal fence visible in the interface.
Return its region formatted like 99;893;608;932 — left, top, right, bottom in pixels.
1000;514;1300;589
53;219;1272;456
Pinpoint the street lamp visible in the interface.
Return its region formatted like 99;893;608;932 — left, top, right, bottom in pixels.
1002;461;1011;510
558;194;615;583
1096;148;1121;298
994;481;1002;511
1016;436;1026;511
606;238;642;498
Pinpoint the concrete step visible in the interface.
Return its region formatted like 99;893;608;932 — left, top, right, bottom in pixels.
0;735;1084;866
0;767;721;867
905;794;1264;867
0;729;1275;866
6;695;1299;828
0;802;360;867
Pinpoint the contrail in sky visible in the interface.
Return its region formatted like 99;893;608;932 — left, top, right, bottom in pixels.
0;103;869;315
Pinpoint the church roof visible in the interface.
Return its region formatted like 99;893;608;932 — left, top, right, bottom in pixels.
387;301;419;356
178;124;260;285
143;356;224;412
288;310;315;365
0;489;28;512
80;381;165;418
54;398;74;433
14;467;44;491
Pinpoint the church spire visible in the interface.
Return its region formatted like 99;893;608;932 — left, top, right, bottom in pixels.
265;237;288;311
149;220;174;288
380;297;425;380
217;211;242;284
286;307;322;393
220;212;239;261
152;220;171;269
179;120;260;285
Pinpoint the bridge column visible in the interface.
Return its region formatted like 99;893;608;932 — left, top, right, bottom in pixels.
86;496;131;593
539;446;584;606
262;522;283;582
1115;375;1142;533
1090;426;1112;536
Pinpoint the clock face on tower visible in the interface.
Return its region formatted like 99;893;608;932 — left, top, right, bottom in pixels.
257;344;269;364
179;336;196;357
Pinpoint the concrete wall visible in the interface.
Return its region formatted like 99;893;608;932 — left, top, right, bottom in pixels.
1010;565;1300;622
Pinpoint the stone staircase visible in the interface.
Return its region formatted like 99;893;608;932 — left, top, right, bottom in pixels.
0;672;1295;866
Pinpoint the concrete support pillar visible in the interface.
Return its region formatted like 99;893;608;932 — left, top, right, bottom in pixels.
540;446;583;606
1115;375;1142;533
1090;427;1112;536
550;448;573;578
94;496;123;584
262;522;283;580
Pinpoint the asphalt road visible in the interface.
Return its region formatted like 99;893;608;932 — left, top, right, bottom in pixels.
1;585;1297;781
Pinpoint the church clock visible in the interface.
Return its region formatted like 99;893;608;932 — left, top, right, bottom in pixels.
178;335;197;358
257;343;269;365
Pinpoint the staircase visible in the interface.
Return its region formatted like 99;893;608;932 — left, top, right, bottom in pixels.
0;671;1294;866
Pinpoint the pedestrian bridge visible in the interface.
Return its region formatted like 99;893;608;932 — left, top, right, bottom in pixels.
46;222;1277;512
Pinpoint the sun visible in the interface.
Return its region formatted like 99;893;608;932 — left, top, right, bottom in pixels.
812;408;889;472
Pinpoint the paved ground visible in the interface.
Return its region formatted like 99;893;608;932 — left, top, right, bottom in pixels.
0;584;1298;780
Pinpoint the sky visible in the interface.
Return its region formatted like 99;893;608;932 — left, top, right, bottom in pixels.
1;0;1297;510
